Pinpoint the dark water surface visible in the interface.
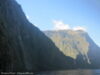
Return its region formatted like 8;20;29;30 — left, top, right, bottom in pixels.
35;69;100;75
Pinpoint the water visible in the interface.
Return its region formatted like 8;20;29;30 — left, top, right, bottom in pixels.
35;69;100;75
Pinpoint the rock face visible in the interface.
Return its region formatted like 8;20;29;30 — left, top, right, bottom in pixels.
0;0;76;72
0;0;100;72
44;30;100;68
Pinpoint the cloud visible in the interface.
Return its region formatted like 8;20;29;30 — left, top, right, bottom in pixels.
53;20;70;30
52;20;86;31
26;15;30;19
26;15;38;26
73;26;86;31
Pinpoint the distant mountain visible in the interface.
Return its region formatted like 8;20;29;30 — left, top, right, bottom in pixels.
0;0;100;72
0;0;76;72
44;30;100;68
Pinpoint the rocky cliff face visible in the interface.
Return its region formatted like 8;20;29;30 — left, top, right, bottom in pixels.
0;0;75;72
0;0;100;72
44;30;100;68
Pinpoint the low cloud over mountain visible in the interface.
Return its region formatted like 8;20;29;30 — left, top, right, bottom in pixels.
53;20;86;31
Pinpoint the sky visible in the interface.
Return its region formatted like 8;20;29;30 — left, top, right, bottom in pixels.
16;0;100;46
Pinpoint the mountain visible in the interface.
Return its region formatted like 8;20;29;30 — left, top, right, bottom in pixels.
0;0;100;72
44;30;100;68
0;0;77;72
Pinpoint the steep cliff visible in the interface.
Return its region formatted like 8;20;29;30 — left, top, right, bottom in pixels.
44;30;100;68
0;0;75;72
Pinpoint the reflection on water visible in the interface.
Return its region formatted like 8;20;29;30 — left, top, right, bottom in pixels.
35;69;100;75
